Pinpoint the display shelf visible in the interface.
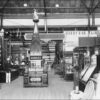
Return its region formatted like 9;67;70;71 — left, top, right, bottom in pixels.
79;55;100;91
81;64;96;82
48;41;56;63
42;43;50;63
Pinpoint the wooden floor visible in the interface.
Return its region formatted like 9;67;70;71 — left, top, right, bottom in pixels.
0;69;73;99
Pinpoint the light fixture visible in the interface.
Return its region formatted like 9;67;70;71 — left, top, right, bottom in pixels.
55;4;59;8
23;3;28;7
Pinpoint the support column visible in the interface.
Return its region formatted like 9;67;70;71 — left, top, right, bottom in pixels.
92;12;95;26
0;29;4;69
44;18;48;33
0;14;3;29
88;13;91;37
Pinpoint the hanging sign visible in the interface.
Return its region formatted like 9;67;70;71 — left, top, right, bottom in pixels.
24;33;64;40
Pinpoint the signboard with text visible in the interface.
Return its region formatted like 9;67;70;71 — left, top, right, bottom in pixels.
24;33;64;40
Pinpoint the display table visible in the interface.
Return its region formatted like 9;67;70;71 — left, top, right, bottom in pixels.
0;70;6;83
0;68;19;83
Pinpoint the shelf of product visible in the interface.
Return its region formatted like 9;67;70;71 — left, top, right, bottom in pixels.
73;46;100;92
48;41;56;63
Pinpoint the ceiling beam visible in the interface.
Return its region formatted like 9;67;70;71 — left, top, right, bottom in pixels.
92;0;100;13
81;0;100;14
0;0;10;13
81;0;90;13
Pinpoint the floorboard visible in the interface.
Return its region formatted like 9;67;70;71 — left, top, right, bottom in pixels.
0;69;73;99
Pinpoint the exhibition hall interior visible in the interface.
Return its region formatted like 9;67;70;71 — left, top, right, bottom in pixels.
0;0;100;99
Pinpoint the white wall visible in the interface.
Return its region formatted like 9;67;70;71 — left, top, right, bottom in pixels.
2;18;95;27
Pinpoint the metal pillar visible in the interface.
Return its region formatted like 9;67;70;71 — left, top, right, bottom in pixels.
92;12;95;26
0;29;4;69
88;13;91;37
0;14;3;29
81;0;100;36
43;0;48;33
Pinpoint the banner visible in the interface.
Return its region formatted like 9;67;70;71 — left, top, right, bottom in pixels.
63;31;98;51
24;33;64;40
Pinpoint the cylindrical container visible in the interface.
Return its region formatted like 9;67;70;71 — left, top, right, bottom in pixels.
70;90;83;100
